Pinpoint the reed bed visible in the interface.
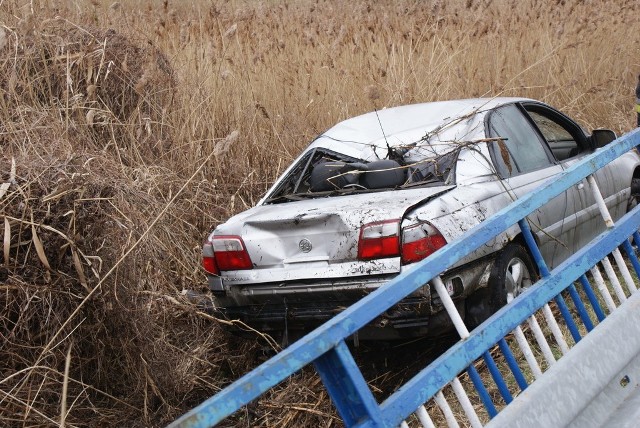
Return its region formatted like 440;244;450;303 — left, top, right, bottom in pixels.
1;0;639;426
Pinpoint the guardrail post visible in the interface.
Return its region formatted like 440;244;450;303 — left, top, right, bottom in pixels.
518;219;582;341
313;340;383;427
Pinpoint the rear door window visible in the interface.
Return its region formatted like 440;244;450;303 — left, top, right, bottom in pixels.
487;104;555;177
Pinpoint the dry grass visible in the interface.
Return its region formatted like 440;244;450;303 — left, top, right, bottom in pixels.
1;0;640;426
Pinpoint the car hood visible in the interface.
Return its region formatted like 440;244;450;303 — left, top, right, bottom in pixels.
214;185;454;284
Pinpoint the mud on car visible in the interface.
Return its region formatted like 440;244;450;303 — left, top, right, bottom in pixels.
201;98;640;341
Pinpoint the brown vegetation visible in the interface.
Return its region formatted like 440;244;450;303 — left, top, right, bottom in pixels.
1;0;639;426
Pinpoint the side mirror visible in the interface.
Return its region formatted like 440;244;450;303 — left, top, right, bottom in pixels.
591;129;617;149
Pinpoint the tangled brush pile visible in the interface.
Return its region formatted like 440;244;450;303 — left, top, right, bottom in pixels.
0;7;336;425
0;15;240;427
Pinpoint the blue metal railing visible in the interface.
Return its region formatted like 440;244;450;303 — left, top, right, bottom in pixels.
170;128;640;427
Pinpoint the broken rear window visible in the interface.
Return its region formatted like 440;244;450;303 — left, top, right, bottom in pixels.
265;147;458;204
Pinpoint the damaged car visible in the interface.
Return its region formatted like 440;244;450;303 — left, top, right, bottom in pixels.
201;97;640;341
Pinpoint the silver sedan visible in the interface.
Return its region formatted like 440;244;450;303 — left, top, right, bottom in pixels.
201;98;640;341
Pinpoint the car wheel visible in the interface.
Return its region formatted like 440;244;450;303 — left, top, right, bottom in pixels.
627;178;640;212
627;178;640;247
465;243;536;328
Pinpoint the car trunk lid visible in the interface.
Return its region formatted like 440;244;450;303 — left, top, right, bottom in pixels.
215;186;454;284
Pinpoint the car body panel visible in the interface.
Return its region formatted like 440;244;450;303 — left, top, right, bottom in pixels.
215;186;455;284
565;152;636;252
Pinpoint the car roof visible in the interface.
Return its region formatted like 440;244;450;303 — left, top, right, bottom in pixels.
311;97;534;158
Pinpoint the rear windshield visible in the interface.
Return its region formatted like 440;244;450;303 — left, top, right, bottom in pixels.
265;147;458;204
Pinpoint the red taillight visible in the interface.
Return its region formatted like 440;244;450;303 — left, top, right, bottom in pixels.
401;222;447;264
202;237;220;275
211;235;253;271
358;220;400;260
202;256;219;274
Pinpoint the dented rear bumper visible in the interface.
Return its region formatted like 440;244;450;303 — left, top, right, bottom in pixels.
206;256;493;340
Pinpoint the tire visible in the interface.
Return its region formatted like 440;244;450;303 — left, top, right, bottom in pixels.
465;243;536;328
627;178;640;213
627;178;640;247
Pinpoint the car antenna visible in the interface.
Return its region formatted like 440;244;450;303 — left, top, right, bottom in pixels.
375;109;409;163
374;109;392;160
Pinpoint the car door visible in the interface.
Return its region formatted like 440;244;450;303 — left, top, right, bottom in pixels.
520;103;617;255
486;103;581;268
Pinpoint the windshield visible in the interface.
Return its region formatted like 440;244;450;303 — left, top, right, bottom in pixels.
265;146;459;204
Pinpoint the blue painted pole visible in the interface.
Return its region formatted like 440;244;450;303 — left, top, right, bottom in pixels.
497;338;528;391
482;351;513;404
468;364;497;418
579;275;606;322
313;340;383;427
566;283;594;332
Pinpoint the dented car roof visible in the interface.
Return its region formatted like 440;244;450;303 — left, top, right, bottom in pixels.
308;97;532;160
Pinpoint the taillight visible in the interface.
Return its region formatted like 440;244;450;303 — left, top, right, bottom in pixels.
202;256;219;274
401;222;447;264
358;220;400;260
211;235;253;271
202;235;220;275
